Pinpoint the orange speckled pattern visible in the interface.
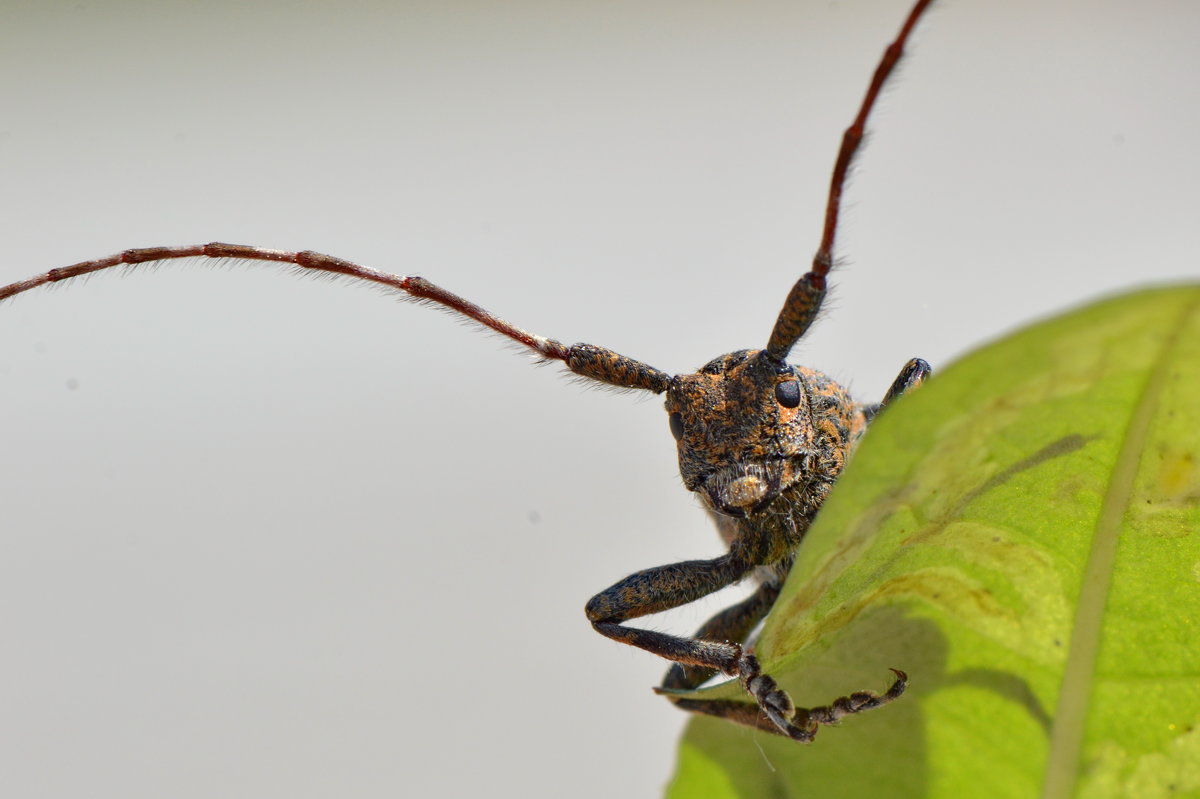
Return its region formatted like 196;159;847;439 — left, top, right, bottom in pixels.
666;349;866;541
567;343;671;392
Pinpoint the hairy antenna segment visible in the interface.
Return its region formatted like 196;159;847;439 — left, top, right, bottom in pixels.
567;344;671;394
766;0;934;361
0;242;671;392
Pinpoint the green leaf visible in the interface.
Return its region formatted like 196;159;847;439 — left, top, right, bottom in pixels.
666;286;1200;799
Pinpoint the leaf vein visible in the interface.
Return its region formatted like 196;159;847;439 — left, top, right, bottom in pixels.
1041;290;1200;799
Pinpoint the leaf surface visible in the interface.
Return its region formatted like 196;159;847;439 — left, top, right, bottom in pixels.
666;286;1200;799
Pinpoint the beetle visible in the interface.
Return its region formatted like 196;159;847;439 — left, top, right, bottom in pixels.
3;0;935;744
2;0;1197;795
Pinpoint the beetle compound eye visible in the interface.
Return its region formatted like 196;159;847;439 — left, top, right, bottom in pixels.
775;380;801;408
668;412;685;441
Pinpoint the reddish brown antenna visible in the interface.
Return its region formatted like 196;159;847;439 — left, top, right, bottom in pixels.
0;243;670;393
0;0;936;386
766;0;934;361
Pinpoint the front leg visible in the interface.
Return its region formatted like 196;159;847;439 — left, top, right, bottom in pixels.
585;553;752;674
586;549;906;742
863;358;931;422
659;580;782;692
673;667;908;742
881;357;931;408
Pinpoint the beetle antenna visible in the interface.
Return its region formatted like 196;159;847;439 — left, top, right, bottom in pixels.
0;243;670;393
766;0;935;361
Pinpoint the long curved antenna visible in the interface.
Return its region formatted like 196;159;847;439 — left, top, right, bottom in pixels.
766;0;935;361
0;243;670;393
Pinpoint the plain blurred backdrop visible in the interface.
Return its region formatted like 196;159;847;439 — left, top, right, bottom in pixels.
2;0;1198;796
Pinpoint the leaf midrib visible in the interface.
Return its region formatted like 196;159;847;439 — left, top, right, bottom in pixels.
1041;291;1199;799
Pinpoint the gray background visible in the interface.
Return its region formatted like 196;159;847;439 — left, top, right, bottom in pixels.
2;0;1197;796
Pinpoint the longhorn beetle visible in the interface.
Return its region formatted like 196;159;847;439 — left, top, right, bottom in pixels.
3;1;936;742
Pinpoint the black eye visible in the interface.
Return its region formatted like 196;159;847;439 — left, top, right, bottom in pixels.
775;380;801;408
668;412;685;441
